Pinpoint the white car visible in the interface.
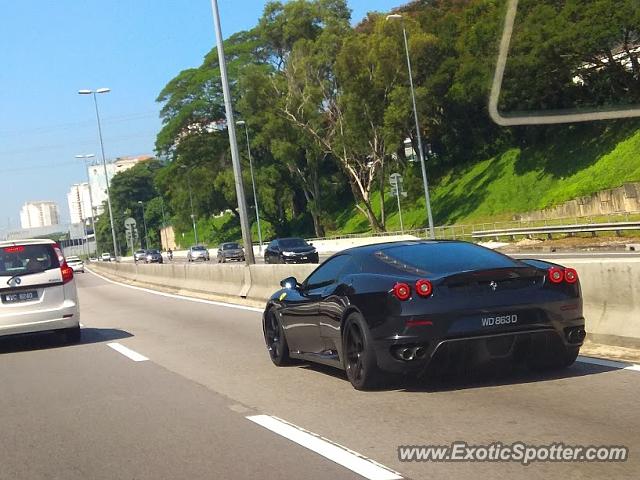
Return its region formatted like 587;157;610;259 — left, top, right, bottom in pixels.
101;252;112;262
0;239;81;343
66;256;85;273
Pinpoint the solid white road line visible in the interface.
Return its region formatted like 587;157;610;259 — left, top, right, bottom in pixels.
577;355;640;372
247;415;403;480
107;342;149;362
85;267;263;313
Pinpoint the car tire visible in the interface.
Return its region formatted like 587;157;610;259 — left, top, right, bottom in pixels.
342;312;383;390
263;308;292;366
62;326;81;344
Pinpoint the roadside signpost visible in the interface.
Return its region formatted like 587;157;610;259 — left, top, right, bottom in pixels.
124;217;138;254
390;173;407;234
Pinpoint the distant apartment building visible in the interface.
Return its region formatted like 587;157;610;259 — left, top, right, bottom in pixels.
20;201;60;229
67;183;93;224
87;155;153;215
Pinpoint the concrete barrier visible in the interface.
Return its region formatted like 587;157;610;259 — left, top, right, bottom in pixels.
88;258;640;349
183;263;246;297
245;264;317;302
566;259;640;349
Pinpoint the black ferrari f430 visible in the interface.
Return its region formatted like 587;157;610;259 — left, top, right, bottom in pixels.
262;241;586;390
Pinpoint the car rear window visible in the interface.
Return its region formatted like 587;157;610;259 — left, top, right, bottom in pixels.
222;243;240;250
374;242;520;276
192;246;206;251
0;244;60;277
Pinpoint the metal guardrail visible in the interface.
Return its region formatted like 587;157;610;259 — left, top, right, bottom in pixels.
471;221;640;239
307;211;640;243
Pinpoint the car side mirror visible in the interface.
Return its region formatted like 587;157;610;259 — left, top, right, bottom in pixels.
280;276;299;289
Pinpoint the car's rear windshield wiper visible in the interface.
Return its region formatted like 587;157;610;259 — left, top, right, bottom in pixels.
4;270;48;286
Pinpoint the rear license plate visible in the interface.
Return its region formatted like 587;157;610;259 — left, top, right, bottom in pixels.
2;290;39;304
481;314;519;328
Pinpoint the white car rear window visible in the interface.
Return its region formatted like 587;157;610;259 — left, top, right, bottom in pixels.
0;244;59;277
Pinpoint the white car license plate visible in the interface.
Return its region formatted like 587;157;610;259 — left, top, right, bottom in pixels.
2;290;39;304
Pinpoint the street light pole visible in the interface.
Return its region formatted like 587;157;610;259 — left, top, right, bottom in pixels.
137;201;149;249
159;197;168;250
180;166;199;245
386;15;436;239
78;88;121;255
210;0;256;265
236;120;262;253
75;153;98;256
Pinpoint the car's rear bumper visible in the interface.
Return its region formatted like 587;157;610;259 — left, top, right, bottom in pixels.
282;254;319;264
372;320;585;375
0;302;80;337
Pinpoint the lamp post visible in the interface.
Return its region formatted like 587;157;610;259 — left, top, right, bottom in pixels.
74;153;98;256
386;14;435;239
78;88;121;255
210;0;256;265
159;197;168;250
236;120;263;252
137;201;149;249
179;166;199;245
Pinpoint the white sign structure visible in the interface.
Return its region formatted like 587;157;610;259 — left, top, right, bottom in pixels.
389;174;407;233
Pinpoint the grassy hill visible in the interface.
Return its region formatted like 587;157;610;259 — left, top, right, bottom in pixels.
332;122;640;235
177;122;640;246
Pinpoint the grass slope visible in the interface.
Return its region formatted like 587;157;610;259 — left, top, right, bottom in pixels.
333;124;640;234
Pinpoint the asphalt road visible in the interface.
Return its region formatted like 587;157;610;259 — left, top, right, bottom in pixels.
3;271;637;479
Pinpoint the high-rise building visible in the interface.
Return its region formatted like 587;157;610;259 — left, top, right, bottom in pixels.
87;155;152;214
19;201;60;229
67;183;93;224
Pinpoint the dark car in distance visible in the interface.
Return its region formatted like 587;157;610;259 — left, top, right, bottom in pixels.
264;237;319;264
217;242;245;263
145;249;163;264
262;240;585;390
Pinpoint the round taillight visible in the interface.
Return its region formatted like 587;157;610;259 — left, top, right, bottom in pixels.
393;283;411;301
415;279;433;297
564;268;578;284
548;267;564;284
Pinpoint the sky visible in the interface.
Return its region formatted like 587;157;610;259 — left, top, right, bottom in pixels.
0;0;402;232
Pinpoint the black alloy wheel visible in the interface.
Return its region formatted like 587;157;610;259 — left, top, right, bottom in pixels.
343;313;382;390
264;309;291;366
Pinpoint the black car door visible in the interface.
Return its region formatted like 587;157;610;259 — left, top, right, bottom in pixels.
283;255;353;355
314;256;360;353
